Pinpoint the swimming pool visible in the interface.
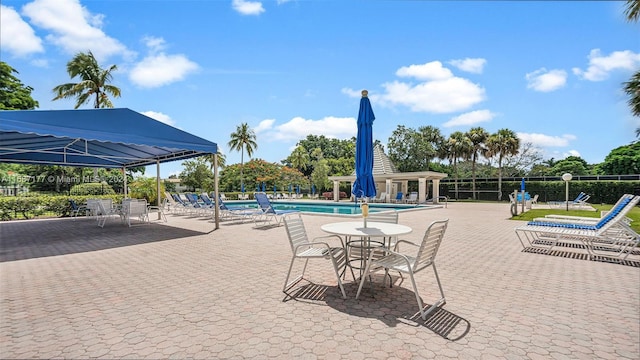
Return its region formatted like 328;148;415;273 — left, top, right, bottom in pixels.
226;200;439;216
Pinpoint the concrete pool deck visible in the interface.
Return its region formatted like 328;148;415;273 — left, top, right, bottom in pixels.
0;202;638;359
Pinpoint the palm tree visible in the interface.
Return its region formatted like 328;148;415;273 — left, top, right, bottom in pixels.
417;125;444;171
486;129;520;200
466;127;489;200
624;0;640;135
623;71;640;117
228;123;257;193
52;51;120;109
625;0;640;22
445;131;472;200
204;152;226;171
290;145;310;173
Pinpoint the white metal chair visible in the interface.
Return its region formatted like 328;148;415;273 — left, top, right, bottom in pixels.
121;199;150;226
356;219;449;320
283;214;347;299
96;199;120;228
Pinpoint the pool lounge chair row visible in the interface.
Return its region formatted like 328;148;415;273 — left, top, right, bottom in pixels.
163;191;300;228
515;194;640;261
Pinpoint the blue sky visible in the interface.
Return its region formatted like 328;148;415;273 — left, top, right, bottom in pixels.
1;0;639;178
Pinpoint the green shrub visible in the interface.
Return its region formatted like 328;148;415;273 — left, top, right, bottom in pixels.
0;194;123;220
70;181;116;196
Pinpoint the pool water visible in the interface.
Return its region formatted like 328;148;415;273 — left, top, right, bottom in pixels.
227;200;434;215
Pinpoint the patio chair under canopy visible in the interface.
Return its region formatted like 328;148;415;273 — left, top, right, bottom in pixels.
352;90;377;200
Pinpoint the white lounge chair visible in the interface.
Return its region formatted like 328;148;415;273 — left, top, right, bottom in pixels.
372;192;387;203
356;219;450;320
404;192;418;204
515;194;640;260
282;214;347;299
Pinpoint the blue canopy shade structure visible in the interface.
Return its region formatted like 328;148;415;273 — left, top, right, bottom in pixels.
352;90;377;199
0;108;218;168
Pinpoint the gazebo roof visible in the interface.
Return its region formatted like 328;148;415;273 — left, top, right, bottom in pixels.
373;144;398;175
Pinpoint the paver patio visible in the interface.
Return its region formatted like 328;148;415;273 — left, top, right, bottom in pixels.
0;202;638;359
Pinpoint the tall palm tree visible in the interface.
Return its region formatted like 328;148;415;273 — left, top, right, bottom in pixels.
52;51;120;109
624;0;640;136
466;127;489;200
486;129;520;200
445;131;472;200
228;123;257;192
417;125;444;171
623;70;640;116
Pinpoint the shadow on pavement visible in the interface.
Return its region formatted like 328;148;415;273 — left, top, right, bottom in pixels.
0;217;206;262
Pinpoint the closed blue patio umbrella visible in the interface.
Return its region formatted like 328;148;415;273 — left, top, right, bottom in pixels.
520;178;525;192
289;184;292;194
296;185;300;194
312;184;316;195
273;184;277;195
261;182;266;192
352;90;377;200
241;183;245;193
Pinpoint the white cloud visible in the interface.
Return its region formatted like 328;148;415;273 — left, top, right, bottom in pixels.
258;116;356;141
572;49;640;81
396;61;453;80
564;150;581;158
346;60;486;114
22;0;130;61
517;132;576;147
525;68;567;92
341;88;363;98
231;0;265;15
129;38;199;88
0;5;44;57
254;119;276;133
376;77;486;113
141;111;176;126
142;36;167;54
442;110;496;128
448;58;486;74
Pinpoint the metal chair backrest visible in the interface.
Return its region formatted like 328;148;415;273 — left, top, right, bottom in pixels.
283;214;309;254
413;219;449;272
367;210;398;224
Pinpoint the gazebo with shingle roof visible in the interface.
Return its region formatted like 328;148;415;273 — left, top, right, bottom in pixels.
328;144;448;203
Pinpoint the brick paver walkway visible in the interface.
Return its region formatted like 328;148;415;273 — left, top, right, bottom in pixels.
1;202;638;359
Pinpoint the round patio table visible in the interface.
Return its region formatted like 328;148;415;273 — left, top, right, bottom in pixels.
321;221;412;291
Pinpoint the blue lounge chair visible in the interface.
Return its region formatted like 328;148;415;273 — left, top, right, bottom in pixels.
254;192;299;227
392;192;404;203
212;194;262;222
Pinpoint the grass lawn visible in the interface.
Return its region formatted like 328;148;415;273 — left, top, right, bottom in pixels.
511;203;640;233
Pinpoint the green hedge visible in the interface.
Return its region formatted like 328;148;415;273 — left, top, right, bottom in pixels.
440;180;640;204
0;194;123;221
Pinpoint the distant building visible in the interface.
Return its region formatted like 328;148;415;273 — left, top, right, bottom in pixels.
328;144;448;203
